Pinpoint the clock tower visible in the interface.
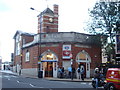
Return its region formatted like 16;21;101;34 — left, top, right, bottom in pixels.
37;4;58;33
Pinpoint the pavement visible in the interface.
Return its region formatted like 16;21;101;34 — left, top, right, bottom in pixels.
0;70;92;82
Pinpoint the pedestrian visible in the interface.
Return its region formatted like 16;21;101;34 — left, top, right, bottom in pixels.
77;67;81;79
59;67;63;78
68;67;72;78
71;65;75;80
61;67;64;78
81;67;84;81
58;67;62;78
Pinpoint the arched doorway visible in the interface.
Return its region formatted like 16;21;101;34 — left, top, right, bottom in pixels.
41;50;58;78
76;50;91;78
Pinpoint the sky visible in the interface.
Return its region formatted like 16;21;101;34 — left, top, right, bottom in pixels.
0;0;97;62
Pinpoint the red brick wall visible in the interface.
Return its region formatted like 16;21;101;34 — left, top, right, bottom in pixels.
21;43;102;70
37;5;58;33
22;45;39;69
90;45;102;69
22;35;34;44
14;35;34;67
14;55;21;66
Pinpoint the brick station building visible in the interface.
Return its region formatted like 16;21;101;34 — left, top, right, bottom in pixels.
13;4;102;78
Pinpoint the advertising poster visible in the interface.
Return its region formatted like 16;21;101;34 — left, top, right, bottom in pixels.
62;45;71;59
116;35;120;54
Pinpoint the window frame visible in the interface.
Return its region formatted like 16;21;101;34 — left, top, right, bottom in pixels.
25;50;30;62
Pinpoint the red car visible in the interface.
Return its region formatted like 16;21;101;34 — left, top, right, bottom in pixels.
104;68;120;90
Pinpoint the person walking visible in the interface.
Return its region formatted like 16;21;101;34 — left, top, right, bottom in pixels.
58;67;62;78
68;67;72;78
77;67;81;80
71;65;75;80
81;67;84;81
61;67;64;78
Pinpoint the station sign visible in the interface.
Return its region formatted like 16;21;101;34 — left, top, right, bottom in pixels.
62;45;71;59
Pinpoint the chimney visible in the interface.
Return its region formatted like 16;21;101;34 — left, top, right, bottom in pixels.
54;4;58;15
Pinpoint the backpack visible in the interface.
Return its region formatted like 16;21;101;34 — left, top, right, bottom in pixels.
78;68;80;73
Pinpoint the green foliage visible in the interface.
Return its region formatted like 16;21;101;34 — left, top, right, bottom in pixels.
86;1;120;44
86;1;120;59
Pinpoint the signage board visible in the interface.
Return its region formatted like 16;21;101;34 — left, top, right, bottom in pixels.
62;45;71;59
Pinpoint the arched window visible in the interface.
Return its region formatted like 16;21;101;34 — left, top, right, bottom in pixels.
42;52;57;60
76;51;91;63
41;51;58;62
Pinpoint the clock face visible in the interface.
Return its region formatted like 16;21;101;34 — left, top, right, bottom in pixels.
49;17;53;23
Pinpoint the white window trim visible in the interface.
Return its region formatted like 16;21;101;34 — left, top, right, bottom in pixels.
25;51;30;62
15;34;21;55
16;42;20;55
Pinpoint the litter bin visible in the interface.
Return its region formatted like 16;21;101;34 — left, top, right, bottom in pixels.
38;71;43;78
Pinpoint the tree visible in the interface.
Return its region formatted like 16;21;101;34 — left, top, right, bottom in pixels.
86;1;120;60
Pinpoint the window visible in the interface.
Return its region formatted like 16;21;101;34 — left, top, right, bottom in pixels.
40;17;43;23
23;39;25;44
79;53;86;60
15;34;21;55
46;26;50;32
16;42;20;55
41;52;57;61
25;50;30;62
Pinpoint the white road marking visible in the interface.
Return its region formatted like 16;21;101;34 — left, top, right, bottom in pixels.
81;82;87;84
8;78;10;80
17;80;20;83
29;84;34;87
4;76;10;78
89;83;92;85
59;82;68;84
3;75;17;78
29;83;43;88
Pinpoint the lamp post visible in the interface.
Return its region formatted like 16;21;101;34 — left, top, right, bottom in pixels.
30;7;42;78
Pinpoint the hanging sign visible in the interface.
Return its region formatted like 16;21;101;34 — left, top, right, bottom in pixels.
62;45;71;59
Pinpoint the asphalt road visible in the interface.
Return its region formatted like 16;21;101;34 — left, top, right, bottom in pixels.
1;72;104;90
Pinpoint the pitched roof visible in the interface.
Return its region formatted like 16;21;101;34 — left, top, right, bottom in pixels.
41;8;54;16
13;30;35;39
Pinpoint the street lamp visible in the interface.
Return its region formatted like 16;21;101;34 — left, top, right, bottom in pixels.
30;7;42;78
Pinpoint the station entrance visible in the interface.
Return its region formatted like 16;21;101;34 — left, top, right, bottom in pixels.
76;50;91;78
41;51;58;78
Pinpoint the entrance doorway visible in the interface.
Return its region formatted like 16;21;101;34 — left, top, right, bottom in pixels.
45;62;53;77
80;63;86;77
76;50;91;78
41;50;58;78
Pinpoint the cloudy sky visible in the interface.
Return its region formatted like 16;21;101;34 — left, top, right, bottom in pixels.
0;0;97;62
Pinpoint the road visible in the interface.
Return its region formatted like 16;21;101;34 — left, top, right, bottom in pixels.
1;72;104;90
